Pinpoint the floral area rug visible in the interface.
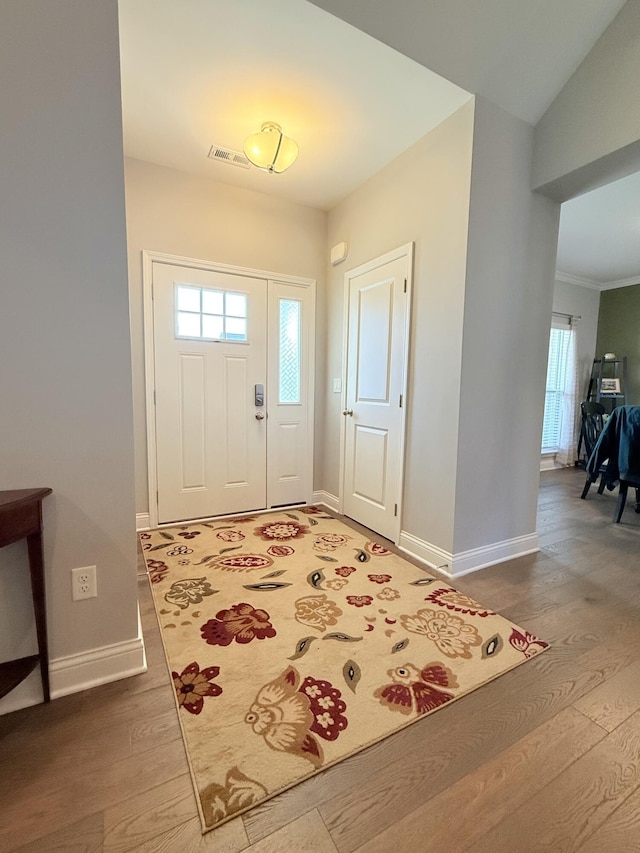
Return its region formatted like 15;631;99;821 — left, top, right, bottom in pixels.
141;508;549;833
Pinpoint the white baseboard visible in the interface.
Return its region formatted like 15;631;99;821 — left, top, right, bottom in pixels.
397;532;454;577
312;490;340;512
136;512;151;531
50;630;147;700
1;609;147;715
540;454;564;471
398;530;539;579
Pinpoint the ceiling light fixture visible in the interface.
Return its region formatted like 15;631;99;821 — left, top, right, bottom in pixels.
243;122;298;174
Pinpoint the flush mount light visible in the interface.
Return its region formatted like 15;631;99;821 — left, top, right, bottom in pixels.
243;122;298;174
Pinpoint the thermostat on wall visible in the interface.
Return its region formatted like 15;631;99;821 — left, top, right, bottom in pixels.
330;241;348;265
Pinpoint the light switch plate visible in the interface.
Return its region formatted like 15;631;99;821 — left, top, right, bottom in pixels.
333;378;342;393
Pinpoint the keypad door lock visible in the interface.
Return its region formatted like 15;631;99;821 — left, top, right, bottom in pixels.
255;384;264;406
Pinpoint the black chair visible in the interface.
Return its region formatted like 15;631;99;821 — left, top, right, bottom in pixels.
579;402;607;499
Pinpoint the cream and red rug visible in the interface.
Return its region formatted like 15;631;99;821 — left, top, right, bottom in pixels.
141;508;548;833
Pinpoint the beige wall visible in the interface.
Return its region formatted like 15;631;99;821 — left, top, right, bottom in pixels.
326;101;476;551
124;158;328;514
0;0;138;711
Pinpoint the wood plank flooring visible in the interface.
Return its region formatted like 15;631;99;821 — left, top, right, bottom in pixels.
1;468;639;852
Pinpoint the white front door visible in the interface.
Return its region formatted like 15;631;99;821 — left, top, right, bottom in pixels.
148;257;315;525
153;263;267;523
342;245;412;541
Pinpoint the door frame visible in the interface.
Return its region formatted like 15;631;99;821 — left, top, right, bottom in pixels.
338;242;413;543
142;249;316;529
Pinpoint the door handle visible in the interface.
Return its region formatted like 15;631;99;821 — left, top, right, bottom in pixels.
342;409;353;417
255;412;265;420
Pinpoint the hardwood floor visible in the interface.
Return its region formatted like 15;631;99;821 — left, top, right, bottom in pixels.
1;468;640;852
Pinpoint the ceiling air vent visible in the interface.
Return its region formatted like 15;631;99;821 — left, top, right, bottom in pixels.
208;145;252;169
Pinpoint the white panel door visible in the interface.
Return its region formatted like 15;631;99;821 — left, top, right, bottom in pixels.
267;281;314;507
343;249;411;541
153;262;267;523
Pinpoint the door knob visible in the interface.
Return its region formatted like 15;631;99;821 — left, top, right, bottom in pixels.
255;412;265;420
342;409;353;417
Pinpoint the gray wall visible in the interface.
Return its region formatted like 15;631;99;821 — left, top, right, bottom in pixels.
0;0;138;710
533;0;640;200
124;158;328;513
454;98;560;553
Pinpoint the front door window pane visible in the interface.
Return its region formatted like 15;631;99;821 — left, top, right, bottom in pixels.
175;285;248;342
201;314;224;340
177;311;201;338
202;289;224;315
226;317;247;340
226;293;247;317
177;285;200;312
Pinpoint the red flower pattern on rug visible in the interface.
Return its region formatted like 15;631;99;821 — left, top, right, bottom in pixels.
365;541;392;556
245;666;347;768
147;559;169;584
335;566;356;577
509;628;549;658
346;595;373;607
254;520;310;541
300;676;348;741
267;544;295;557
172;661;222;715
201;603;276;646
368;573;392;584
423;587;496;617
374;661;458;717
216;529;245;542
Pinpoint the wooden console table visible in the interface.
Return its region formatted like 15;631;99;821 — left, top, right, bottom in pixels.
0;488;52;703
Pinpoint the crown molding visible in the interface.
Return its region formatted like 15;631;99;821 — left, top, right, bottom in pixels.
598;275;640;291
555;271;602;290
556;270;640;292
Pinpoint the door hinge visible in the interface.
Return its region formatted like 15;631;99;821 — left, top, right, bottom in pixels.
403;278;407;293
399;394;403;408
394;503;398;516
153;390;156;406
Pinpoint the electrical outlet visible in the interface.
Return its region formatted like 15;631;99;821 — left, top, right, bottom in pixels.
72;565;97;601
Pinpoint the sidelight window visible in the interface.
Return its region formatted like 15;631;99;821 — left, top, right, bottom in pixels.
278;298;301;404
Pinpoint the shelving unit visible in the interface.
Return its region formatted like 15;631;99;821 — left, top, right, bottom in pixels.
586;356;627;414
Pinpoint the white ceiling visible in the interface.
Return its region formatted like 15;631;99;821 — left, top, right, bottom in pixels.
557;172;640;287
118;0;471;211
119;0;639;284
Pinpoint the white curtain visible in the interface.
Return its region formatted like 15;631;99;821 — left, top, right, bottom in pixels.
555;324;579;466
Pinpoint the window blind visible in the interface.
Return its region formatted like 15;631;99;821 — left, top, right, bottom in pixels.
541;324;572;451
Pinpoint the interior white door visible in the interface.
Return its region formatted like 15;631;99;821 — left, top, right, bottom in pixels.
153;262;267;523
342;250;411;541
